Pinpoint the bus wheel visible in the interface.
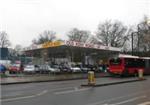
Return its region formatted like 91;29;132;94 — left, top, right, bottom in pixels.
134;70;138;77
108;72;114;77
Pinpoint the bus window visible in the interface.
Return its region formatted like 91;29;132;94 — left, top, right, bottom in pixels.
110;58;122;65
149;59;150;67
125;58;145;68
125;58;137;67
137;59;145;67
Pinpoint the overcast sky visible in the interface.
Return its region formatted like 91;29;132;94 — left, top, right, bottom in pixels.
0;0;149;47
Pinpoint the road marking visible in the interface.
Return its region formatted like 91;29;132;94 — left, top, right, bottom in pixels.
36;90;48;96
87;90;150;105
1;90;48;102
1;86;76;102
49;86;75;92
105;95;146;105
138;102;150;105
1;95;35;102
54;87;91;95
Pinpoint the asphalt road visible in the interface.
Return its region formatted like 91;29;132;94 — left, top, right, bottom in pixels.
1;77;150;105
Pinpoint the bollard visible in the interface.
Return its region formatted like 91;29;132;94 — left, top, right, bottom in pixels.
88;71;95;85
138;69;144;80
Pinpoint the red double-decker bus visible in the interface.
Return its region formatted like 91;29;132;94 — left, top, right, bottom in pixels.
108;55;150;76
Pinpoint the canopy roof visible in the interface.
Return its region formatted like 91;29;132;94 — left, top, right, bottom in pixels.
23;40;121;52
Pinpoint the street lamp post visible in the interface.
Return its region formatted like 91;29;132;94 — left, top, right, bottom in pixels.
131;32;137;55
131;32;139;55
131;32;134;55
137;24;140;54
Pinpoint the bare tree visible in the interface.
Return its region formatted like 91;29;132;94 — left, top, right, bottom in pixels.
9;44;23;58
96;20;132;48
136;16;150;52
33;30;56;44
86;35;103;44
14;44;23;55
67;28;90;42
0;31;10;48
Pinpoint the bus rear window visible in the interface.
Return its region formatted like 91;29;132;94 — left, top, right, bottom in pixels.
110;58;122;65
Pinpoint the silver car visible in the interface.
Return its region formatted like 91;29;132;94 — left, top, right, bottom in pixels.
39;65;60;73
24;65;39;73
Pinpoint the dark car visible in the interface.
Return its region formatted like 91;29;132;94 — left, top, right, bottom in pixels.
0;64;7;73
76;64;91;73
59;65;72;72
97;64;109;72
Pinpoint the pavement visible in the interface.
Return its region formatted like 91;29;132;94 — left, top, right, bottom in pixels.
0;72;146;87
81;77;146;87
0;73;110;85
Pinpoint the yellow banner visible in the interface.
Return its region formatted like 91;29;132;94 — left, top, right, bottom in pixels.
42;41;62;48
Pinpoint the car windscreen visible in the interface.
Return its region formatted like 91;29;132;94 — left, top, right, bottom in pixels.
25;65;34;68
12;64;20;67
51;65;59;68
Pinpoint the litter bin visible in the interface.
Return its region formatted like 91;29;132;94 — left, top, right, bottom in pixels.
88;71;95;85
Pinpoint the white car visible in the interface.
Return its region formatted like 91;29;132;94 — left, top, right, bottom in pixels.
24;65;39;73
40;65;60;73
70;66;81;72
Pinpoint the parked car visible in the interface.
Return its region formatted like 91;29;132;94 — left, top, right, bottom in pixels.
70;64;81;73
24;65;39;73
9;63;23;73
39;65;60;73
59;65;72;72
71;67;81;72
59;63;82;73
0;64;7;73
86;65;97;71
77;64;91;72
50;65;61;73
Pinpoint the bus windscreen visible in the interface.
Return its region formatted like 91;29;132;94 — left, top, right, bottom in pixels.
110;58;122;65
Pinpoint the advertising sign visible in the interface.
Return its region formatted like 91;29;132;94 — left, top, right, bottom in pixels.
42;41;63;48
